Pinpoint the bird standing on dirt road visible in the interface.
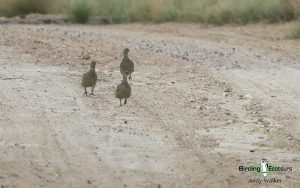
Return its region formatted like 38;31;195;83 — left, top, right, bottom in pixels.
120;48;134;80
115;73;131;106
82;61;97;96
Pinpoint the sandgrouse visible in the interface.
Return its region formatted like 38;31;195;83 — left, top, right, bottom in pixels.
115;73;131;106
120;48;134;80
81;61;97;96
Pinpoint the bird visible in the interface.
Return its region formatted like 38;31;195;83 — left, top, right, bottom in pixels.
115;73;131;106
120;48;134;80
81;61;97;96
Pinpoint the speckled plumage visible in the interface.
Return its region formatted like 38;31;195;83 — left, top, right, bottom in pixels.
120;48;134;80
82;61;97;96
115;74;131;106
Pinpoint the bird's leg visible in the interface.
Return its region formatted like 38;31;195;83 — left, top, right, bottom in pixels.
124;98;127;105
119;99;122;106
91;86;95;96
83;87;88;96
129;74;132;80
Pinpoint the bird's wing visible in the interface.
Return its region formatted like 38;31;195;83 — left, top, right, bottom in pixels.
129;59;134;72
116;84;121;92
115;84;121;97
81;73;87;85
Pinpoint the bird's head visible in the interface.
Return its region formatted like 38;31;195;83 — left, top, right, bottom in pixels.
90;61;96;69
123;48;130;56
123;71;129;76
122;72;129;80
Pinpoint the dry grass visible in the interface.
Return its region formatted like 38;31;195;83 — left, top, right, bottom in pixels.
0;0;300;24
92;0;300;24
0;0;64;17
0;0;48;17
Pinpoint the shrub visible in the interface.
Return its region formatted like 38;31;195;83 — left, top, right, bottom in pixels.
68;0;92;23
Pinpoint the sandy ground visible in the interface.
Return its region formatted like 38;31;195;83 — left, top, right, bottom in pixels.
0;21;299;188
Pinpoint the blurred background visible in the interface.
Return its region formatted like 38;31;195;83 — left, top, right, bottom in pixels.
0;0;299;38
0;0;299;23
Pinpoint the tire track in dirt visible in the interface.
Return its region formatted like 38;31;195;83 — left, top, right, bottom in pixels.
0;47;126;187
1;23;300;187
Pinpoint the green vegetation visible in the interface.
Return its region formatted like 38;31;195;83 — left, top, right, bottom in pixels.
0;0;300;24
67;0;92;23
88;0;300;24
0;0;50;17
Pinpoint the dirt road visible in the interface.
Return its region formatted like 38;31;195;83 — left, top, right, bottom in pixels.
0;22;299;188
